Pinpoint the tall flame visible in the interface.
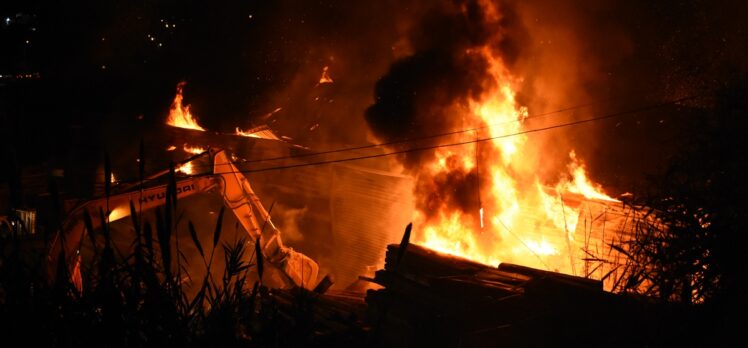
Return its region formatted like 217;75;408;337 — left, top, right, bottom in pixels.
166;82;206;131
414;43;617;275
559;151;618;202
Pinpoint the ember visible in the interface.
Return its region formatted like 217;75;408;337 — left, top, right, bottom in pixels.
318;66;333;84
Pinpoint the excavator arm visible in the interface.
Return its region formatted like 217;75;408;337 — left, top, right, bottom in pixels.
47;149;318;290
213;151;318;289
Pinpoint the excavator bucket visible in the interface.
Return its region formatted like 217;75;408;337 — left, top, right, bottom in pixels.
280;246;320;289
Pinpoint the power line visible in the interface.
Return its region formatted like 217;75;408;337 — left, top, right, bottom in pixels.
231;95;698;174
237;100;603;165
112;94;698;184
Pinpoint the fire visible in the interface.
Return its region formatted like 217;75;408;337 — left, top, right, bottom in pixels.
514;238;560;257
176;161;193;175
419;211;501;266
534;152;617;243
536;183;580;239
318;66;333;84
166;81;206;131
235;125;281;140
559;151;618;202
182;144;206;155
235;127;263;138
412;44;616;274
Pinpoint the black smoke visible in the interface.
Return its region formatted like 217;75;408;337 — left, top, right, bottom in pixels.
365;1;517;170
364;0;523;218
365;0;748;198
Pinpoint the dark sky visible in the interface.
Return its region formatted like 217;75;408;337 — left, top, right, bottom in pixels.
0;1;383;130
0;1;404;189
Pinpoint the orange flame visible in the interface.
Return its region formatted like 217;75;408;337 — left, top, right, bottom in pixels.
235;125;281;140
318;66;333;84
176;161;193;175
182;144;206;155
413;41;617;275
558;151;618;202
166;82;206;131
235;127;263;138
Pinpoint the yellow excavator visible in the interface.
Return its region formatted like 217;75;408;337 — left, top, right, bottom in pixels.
46;149;319;290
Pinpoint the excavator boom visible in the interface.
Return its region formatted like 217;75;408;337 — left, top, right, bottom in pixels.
48;149;318;290
213;151;318;289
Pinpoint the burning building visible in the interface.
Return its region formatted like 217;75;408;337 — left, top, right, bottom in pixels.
362;0;635;286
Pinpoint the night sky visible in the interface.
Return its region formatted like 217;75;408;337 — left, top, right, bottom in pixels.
1;1;406;199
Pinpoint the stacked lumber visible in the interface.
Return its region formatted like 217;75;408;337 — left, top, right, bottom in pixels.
363;243;648;347
251;241;672;347
265;287;370;345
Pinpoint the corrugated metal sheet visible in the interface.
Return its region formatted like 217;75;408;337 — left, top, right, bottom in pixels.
328;164;414;288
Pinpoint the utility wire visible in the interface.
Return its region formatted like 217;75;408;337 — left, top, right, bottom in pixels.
236;99;603;164
230;95;698;174
113;94;698;183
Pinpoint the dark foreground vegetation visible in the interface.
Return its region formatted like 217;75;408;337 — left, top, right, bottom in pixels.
610;79;748;345
0;165;366;347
